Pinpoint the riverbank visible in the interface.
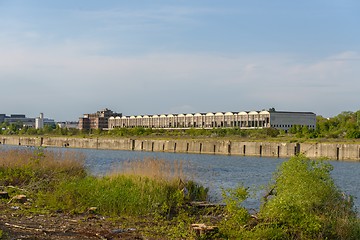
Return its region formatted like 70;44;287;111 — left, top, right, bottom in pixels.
0;148;212;239
1;135;360;161
1;149;359;239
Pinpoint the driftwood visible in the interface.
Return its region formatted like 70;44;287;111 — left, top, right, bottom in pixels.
190;201;221;208
5;222;56;233
7;195;27;204
191;223;218;236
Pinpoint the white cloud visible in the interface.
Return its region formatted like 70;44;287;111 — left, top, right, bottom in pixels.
0;38;359;119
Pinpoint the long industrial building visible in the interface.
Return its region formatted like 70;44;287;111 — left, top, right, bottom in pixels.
0;113;55;129
108;110;316;131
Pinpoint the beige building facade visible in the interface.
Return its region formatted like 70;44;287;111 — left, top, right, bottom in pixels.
108;110;316;131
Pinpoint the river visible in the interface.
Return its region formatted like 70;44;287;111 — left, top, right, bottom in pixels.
1;145;360;211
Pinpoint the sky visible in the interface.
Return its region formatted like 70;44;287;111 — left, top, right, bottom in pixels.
0;0;359;121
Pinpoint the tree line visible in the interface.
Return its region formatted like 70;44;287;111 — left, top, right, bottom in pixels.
1;110;360;139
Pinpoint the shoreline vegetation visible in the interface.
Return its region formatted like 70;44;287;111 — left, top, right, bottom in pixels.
0;148;359;239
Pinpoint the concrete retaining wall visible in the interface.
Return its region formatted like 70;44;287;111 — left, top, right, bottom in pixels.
1;136;360;161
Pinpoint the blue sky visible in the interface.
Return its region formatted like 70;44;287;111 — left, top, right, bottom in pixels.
0;0;359;121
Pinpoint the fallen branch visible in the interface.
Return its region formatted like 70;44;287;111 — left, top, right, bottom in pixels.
95;233;108;240
5;222;56;233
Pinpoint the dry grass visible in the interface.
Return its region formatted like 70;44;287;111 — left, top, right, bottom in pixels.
111;157;187;182
0;148;86;187
0;149;208;224
0;148;85;170
0;149;32;167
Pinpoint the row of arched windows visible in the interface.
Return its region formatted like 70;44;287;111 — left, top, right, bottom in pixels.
108;111;271;129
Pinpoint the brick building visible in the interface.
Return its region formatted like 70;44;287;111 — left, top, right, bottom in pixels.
79;108;122;130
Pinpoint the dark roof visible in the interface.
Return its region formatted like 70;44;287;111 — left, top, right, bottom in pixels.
272;111;315;115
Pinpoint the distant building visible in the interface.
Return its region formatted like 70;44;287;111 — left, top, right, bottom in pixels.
108;110;316;131
35;113;44;129
0;114;35;127
267;111;316;131
0;113;55;128
79;108;122;130
0;114;6;123
57;121;79;129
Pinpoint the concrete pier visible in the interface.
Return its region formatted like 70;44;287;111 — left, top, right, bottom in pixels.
1;136;360;161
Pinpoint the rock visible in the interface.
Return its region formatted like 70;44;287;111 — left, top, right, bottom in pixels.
0;191;9;199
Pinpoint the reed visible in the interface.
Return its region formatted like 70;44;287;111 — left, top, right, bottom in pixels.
0;148;86;187
111;157;186;181
41;157;207;216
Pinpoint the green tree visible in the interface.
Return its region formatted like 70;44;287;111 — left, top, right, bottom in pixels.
4;123;21;135
264;127;280;137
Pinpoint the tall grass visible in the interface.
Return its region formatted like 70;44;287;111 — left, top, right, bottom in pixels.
41;158;207;216
113;157;186;181
0;148;207;217
0;148;86;188
41;175;183;216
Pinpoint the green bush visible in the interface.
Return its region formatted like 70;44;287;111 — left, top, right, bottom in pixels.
219;185;250;239
219;155;360;239
257;155;360;239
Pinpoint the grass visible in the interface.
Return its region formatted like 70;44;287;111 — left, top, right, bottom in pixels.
0;148;212;239
0;148;207;218
1;148;359;239
113;157;186;181
0;148;86;189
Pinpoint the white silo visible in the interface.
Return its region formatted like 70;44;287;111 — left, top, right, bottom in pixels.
35;113;44;129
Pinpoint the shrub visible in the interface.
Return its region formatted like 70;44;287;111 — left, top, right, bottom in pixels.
219;185;250;239
218;155;360;239
258;155;360;239
263;127;280;137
